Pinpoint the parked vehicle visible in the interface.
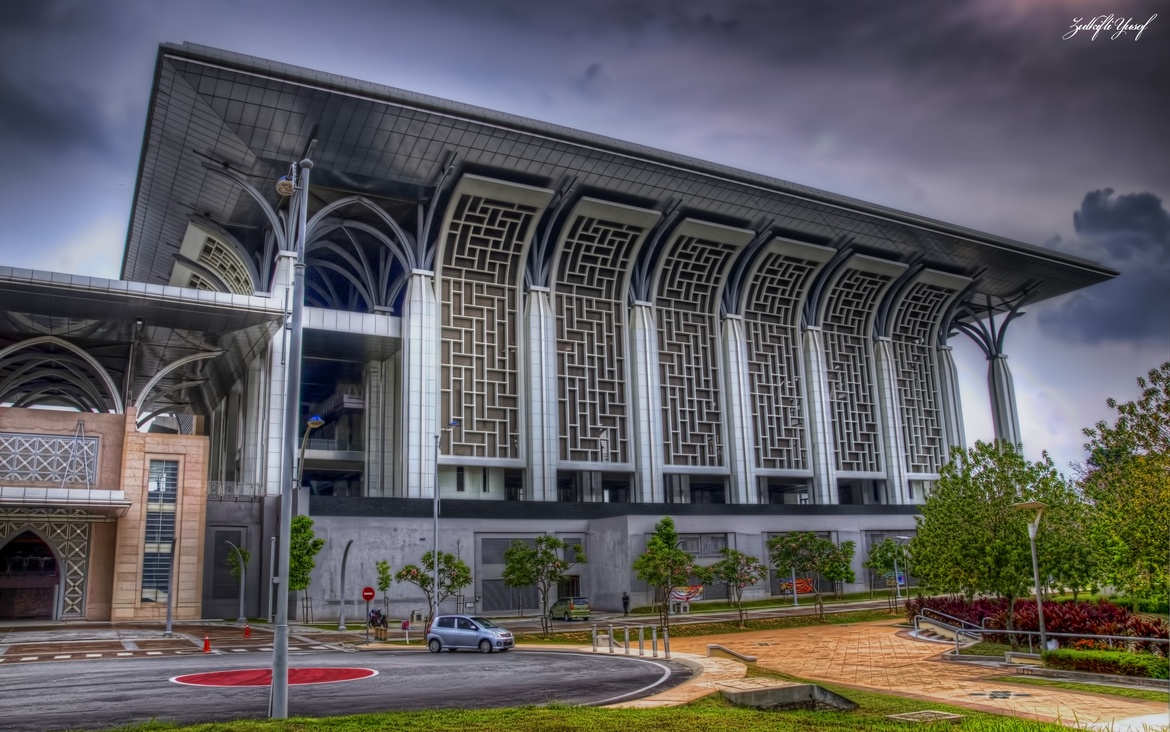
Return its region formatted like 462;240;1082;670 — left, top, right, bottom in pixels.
426;615;514;653
548;597;591;621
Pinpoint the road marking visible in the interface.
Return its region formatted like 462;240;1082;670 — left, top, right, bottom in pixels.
117;652;133;657
20;657;38;661
232;649;247;652
86;654;102;658
54;655;72;659
146;651;163;656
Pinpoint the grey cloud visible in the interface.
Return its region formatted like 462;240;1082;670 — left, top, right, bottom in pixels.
0;70;118;155
1039;189;1170;343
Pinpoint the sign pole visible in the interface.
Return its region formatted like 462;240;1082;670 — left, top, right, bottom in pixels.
361;587;375;645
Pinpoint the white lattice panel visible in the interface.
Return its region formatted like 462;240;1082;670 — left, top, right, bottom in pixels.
892;282;953;474
555;215;647;464
822;268;892;473
0;433;98;484
0;510;90;617
743;251;823;471
655;225;749;467
197;237;254;294
439;191;541;459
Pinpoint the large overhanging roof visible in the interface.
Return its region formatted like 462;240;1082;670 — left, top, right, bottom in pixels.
123;42;1116;311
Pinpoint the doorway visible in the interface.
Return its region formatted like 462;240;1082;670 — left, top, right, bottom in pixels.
0;531;61;620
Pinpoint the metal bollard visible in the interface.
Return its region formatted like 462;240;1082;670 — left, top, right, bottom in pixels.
639;626;644;656
624;626;630;654
664;627;670;659
608;624;615;653
592;624;597;653
651;626;658;657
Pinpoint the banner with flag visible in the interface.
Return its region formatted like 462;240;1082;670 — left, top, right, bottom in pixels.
778;578;815;594
670;585;704;602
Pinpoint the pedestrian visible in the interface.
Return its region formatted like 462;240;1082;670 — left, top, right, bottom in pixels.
622;592;630;616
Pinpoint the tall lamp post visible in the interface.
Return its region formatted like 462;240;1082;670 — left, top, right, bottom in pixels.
433;422;458;624
1013;501;1048;653
893;535;912;610
226;540;247;624
268;414;322;627
271;154;313;720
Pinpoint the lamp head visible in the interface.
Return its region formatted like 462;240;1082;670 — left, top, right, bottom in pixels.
448;421;459;427
895;535;912;543
275;175;295;197
1012;501;1047;513
307;415;325;429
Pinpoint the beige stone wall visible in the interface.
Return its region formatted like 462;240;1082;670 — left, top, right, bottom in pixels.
0;407;125;490
111;408;208;621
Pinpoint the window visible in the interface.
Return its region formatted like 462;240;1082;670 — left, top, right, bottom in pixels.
456;466;465;492
141;460;178;603
438;617;456;629
457;618;476;630
482;467;489;493
677;533;727;557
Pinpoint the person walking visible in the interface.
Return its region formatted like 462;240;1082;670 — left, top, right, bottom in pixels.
622;592;630;616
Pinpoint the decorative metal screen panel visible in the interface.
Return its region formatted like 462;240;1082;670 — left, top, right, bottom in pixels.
439;194;538;459
822;269;892;473
197;237;254;295
892;282;952;474
0;433;98;484
743;252;822;471
0;510;90;617
656;235;740;466
555;216;646;463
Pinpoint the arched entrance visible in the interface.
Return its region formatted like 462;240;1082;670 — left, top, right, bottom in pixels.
0;530;61;620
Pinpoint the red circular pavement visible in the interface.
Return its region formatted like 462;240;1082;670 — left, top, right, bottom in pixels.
171;668;377;687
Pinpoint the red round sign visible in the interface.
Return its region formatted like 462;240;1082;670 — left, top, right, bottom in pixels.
362;587;375;601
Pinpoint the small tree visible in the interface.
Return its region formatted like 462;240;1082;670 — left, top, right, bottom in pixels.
394;551;472;626
226;547;252;579
864;538;910;605
632;517;711;631
375;560;393;610
822;541;856;601
288;515;325;603
503;536;586;635
767;532;843;619
708;547;767;627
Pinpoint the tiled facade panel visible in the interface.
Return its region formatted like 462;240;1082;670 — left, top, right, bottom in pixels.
555;216;645;464
822;269;892;473
743;252;822;471
439;194;537;459
892;282;953;474
655;236;739;467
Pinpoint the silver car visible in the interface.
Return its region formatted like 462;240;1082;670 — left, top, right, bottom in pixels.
427;615;514;653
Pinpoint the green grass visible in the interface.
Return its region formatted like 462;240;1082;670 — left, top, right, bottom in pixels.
988;676;1170;704
959;641;1016;657
513;608;900;645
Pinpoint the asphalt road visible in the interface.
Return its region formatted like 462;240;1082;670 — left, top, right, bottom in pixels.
0;649;691;732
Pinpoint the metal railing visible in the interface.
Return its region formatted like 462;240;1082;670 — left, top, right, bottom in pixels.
914;613;1170;656
592;624;669;659
303;438;364;452
207;481;264;501
920;607;988;633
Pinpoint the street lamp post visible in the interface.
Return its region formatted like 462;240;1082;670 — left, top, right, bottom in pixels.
433;422;458;624
271;155;313;720
227;540;247;624
1013;501;1048;653
893;535;911;612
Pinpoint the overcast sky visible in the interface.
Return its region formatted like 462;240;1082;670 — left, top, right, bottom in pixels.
1;0;1166;474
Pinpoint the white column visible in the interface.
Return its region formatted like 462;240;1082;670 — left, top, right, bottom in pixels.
721;315;757;504
873;337;907;505
241;350;267;486
936;345;966;455
400;270;439;499
629;301;664;503
989;354;1021;449
802;326;836;504
263;250;296;496
364;357;397;497
525;287;558;502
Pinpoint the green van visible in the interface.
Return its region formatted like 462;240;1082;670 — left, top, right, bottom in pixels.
548;597;591;621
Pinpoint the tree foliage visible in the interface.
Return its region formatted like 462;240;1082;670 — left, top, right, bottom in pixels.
767;532;854;618
394;551;472;625
375;559;393;601
1081;362;1170;602
502;535;586;635
226;545;251;580
288;515;324;592
708;547;767;626
863;538;909;585
632;517;711;630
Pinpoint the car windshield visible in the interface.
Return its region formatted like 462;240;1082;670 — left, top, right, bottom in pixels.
470;617;500;628
572;598;589;604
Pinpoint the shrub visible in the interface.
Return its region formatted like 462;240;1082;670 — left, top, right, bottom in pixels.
1109;598;1170;615
1044;649;1169;679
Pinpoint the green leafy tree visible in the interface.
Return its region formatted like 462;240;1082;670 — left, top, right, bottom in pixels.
767;532;852;619
911;440;1069;646
394;551;472;626
864;538;910;602
1037;488;1099;601
226;546;251;579
708;547;767;627
375;560;393;608
1081;362;1170;602
503;535;586;635
288;515;324;592
632;517;712;630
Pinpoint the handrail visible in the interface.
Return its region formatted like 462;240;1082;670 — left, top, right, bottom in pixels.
915;613;1170;646
921;607;986;632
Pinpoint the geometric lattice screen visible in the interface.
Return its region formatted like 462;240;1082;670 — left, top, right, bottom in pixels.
0;433;98;484
891;278;961;474
655;221;750;467
554;203;656;465
821;267;895;473
0;510;91;617
743;247;828;471
437;177;551;460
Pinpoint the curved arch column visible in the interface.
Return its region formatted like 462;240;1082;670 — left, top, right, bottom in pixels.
989;355;1021;448
525;287;558;502
629;302;664;503
802;326;837;504
721;315;756;504
399;270;439;498
873;337;908;504
936;345;966;455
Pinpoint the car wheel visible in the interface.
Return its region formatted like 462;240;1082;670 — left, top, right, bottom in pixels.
428;639;441;653
563;612;570;622
479;639;493;653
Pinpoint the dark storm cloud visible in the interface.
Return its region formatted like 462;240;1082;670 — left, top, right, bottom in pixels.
1040;189;1170;343
0;70;116;154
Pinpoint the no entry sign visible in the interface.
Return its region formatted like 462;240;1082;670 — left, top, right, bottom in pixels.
362;587;375;601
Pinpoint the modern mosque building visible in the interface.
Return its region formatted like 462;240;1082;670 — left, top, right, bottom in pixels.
0;43;1115;622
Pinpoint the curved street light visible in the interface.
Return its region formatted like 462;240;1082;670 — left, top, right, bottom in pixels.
432;422;459;625
1013;501;1048;652
226;540;247;624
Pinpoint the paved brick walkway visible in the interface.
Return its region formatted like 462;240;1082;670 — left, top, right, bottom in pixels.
670;620;1168;728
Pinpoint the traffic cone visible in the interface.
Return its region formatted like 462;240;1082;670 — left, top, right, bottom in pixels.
203;635;211;653
244;623;251;639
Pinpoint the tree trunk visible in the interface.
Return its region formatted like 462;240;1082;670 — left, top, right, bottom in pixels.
1071;587;1079;602
1005;594;1018;650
